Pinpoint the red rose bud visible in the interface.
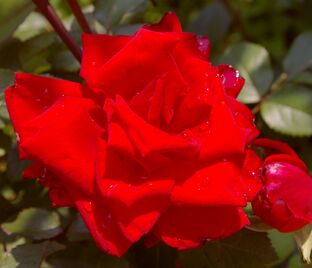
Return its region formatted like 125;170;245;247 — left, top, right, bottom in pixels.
5;13;264;256
252;139;312;232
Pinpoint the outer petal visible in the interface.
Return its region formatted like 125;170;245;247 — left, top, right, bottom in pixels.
18;97;105;198
5;73;85;157
253;138;298;158
153;206;249;249
171;161;248;206
81;34;131;85
75;199;132;257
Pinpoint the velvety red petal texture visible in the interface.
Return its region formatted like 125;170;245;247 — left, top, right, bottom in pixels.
153;206;249;249
7;13;312;257
171;162;248;206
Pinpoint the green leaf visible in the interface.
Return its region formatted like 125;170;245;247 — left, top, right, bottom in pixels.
18;33;56;74
1;208;62;240
94;0;148;29
290;71;312;86
246;215;273;232
51;50;80;73
294;223;312;264
260;84;312;136
0;69;14;93
0;69;14;126
187;2;231;46
219;42;273;103
268;230;295;262
0;246;18;268
67;216;91;242
6;145;31;182
13;12;49;41
132;242;177;268
179;229;277;268
283;31;312;78
46;242;129;268
0;0;34;43
11;241;65;268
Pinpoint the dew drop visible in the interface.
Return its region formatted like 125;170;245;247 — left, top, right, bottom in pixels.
43;88;49;94
235;70;240;78
182;129;192;138
199;121;210;132
15;132;20;142
83;201;93;213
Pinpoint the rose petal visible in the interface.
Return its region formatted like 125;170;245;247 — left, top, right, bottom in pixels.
19;98;105;198
242;148;263;200
81;34;131;85
75;199;132;257
199;100;252;160
172;161;248;206
5;73;85;158
153;206;249;249
253;138;298;157
87;28;192;99
105;96;197;161
104;196;170;242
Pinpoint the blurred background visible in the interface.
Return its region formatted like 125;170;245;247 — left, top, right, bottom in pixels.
0;0;312;267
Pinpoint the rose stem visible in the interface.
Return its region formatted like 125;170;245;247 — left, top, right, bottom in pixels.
32;0;82;62
67;0;92;33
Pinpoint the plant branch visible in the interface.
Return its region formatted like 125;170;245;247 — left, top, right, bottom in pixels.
252;72;288;114
67;0;92;33
32;0;82;62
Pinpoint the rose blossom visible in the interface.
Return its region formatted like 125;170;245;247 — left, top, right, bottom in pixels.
251;139;312;232
6;12;310;257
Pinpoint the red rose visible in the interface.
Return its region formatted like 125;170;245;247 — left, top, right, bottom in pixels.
251;139;312;232
5;13;260;256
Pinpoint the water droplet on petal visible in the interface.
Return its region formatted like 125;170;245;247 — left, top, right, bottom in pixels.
199;121;210;132
15;133;20;142
83;201;93;213
44;88;49;94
